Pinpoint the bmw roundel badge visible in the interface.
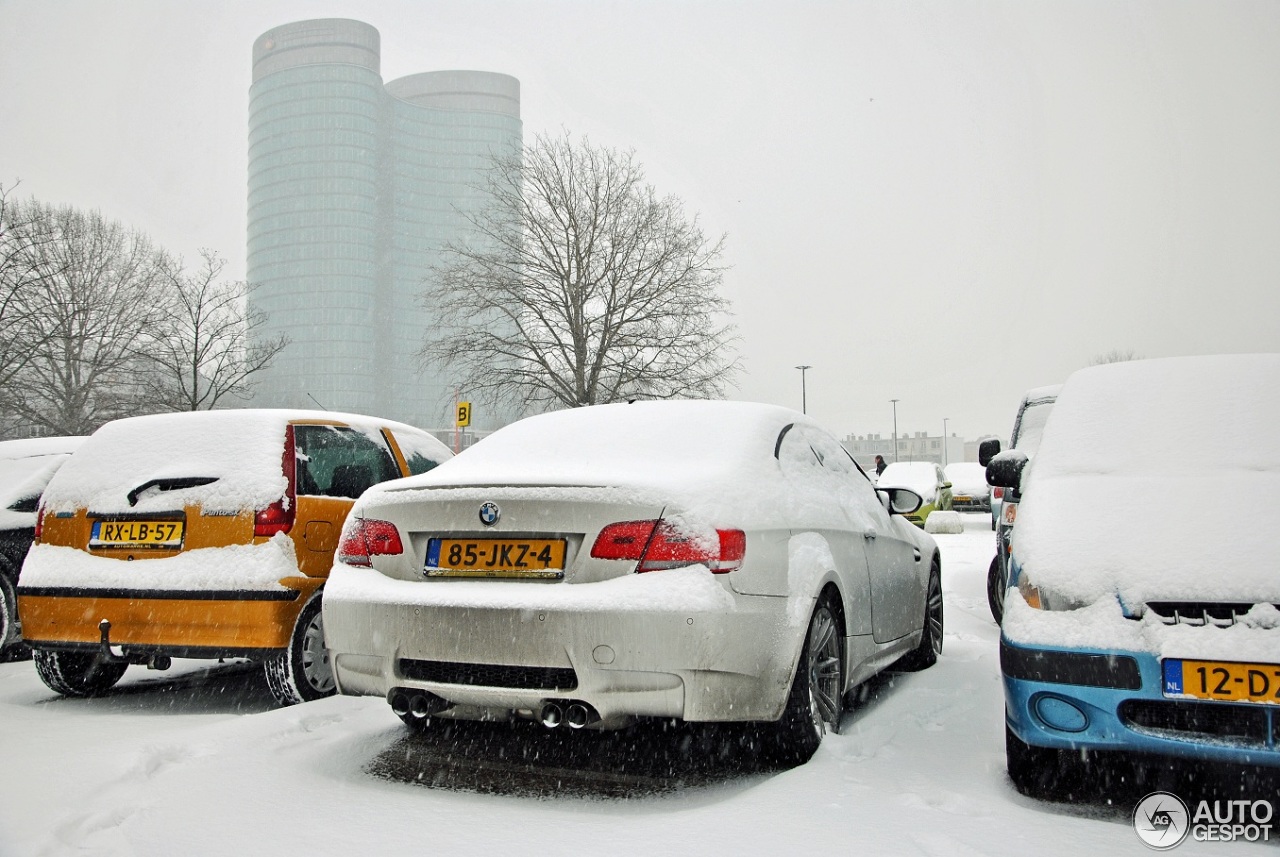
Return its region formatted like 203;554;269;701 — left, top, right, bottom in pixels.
478;502;500;526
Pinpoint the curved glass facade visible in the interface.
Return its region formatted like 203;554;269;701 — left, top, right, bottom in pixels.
247;19;521;430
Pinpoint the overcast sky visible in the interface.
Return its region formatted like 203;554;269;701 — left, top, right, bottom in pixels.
2;1;1277;443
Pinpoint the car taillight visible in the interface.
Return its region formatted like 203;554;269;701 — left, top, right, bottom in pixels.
33;504;44;543
338;518;404;567
590;519;746;574
254;499;294;537
993;487;1004;500
256;427;299;537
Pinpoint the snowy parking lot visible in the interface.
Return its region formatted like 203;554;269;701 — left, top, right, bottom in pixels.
0;513;1271;856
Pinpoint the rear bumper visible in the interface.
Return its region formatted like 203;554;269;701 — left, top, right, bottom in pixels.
1002;636;1280;767
323;564;801;723
18;578;321;654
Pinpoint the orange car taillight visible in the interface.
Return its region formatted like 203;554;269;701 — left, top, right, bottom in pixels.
338;518;404;567
590;520;746;574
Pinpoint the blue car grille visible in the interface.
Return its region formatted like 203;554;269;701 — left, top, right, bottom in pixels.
1120;699;1278;748
1143;602;1280;627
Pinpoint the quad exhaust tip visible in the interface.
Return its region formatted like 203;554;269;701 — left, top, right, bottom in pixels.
389;689;447;720
541;700;598;730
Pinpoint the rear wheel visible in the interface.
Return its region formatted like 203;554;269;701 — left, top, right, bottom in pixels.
987;555;1007;623
265;592;335;706
770;592;844;764
33;649;128;697
898;563;943;671
0;573;17;656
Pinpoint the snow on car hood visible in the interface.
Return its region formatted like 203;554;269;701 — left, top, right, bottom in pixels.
1013;354;1280;606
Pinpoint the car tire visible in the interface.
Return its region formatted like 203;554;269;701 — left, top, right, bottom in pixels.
769;591;844;764
264;592;336;706
1005;724;1086;800
987;555;1006;624
33;649;128;697
0;572;16;655
897;562;943;671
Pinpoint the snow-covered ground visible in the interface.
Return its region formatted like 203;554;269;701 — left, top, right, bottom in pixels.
0;514;1268;855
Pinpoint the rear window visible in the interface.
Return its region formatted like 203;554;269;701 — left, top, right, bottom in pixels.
41;411;293;515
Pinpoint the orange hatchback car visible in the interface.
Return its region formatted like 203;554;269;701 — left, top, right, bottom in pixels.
17;409;450;705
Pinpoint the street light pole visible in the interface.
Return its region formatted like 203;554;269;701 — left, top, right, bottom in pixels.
890;398;899;463
942;417;949;466
795;365;811;414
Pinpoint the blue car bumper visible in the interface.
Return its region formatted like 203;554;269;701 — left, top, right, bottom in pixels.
1002;636;1280;768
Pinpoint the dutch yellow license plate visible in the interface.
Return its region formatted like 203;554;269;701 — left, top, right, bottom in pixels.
1163;658;1280;704
90;519;185;549
425;538;567;579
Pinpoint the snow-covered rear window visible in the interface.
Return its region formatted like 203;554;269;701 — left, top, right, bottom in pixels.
407;400;793;490
41;411;297;515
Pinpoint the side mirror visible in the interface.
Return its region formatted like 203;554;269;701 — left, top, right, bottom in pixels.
878;487;923;516
978;438;1001;467
941;481;952;490
986;450;1028;490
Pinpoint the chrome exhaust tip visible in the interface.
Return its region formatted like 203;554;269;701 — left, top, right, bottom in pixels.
565;702;597;730
409;694;435;719
390;691;411;717
540;702;564;728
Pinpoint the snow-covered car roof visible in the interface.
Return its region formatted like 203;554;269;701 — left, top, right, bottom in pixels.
1016;354;1280;605
0;436;85;528
875;461;939;497
365;400;820;523
943;462;988;495
41;409;422;516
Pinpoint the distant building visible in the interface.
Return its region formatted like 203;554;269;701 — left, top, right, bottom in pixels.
247;19;521;433
842;431;969;469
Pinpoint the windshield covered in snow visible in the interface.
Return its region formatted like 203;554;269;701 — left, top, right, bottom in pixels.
1011;401;1055;455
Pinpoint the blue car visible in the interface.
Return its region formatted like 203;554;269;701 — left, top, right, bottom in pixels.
989;355;1280;796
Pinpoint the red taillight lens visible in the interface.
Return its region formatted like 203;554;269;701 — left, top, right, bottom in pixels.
338;518;404;567
591;520;745;574
254;499;294;537
257;427;299;537
993;487;1004;500
33;504;44;543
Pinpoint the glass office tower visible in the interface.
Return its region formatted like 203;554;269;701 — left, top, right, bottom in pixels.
248;19;521;431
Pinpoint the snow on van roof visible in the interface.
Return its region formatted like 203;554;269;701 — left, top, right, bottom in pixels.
40;409;419;515
1015;354;1280;605
0;436;85;461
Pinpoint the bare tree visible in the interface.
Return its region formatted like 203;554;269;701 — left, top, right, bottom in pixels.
141;249;289;411
0;182;58;391
1090;348;1142;366
0;199;171;436
421;132;739;412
